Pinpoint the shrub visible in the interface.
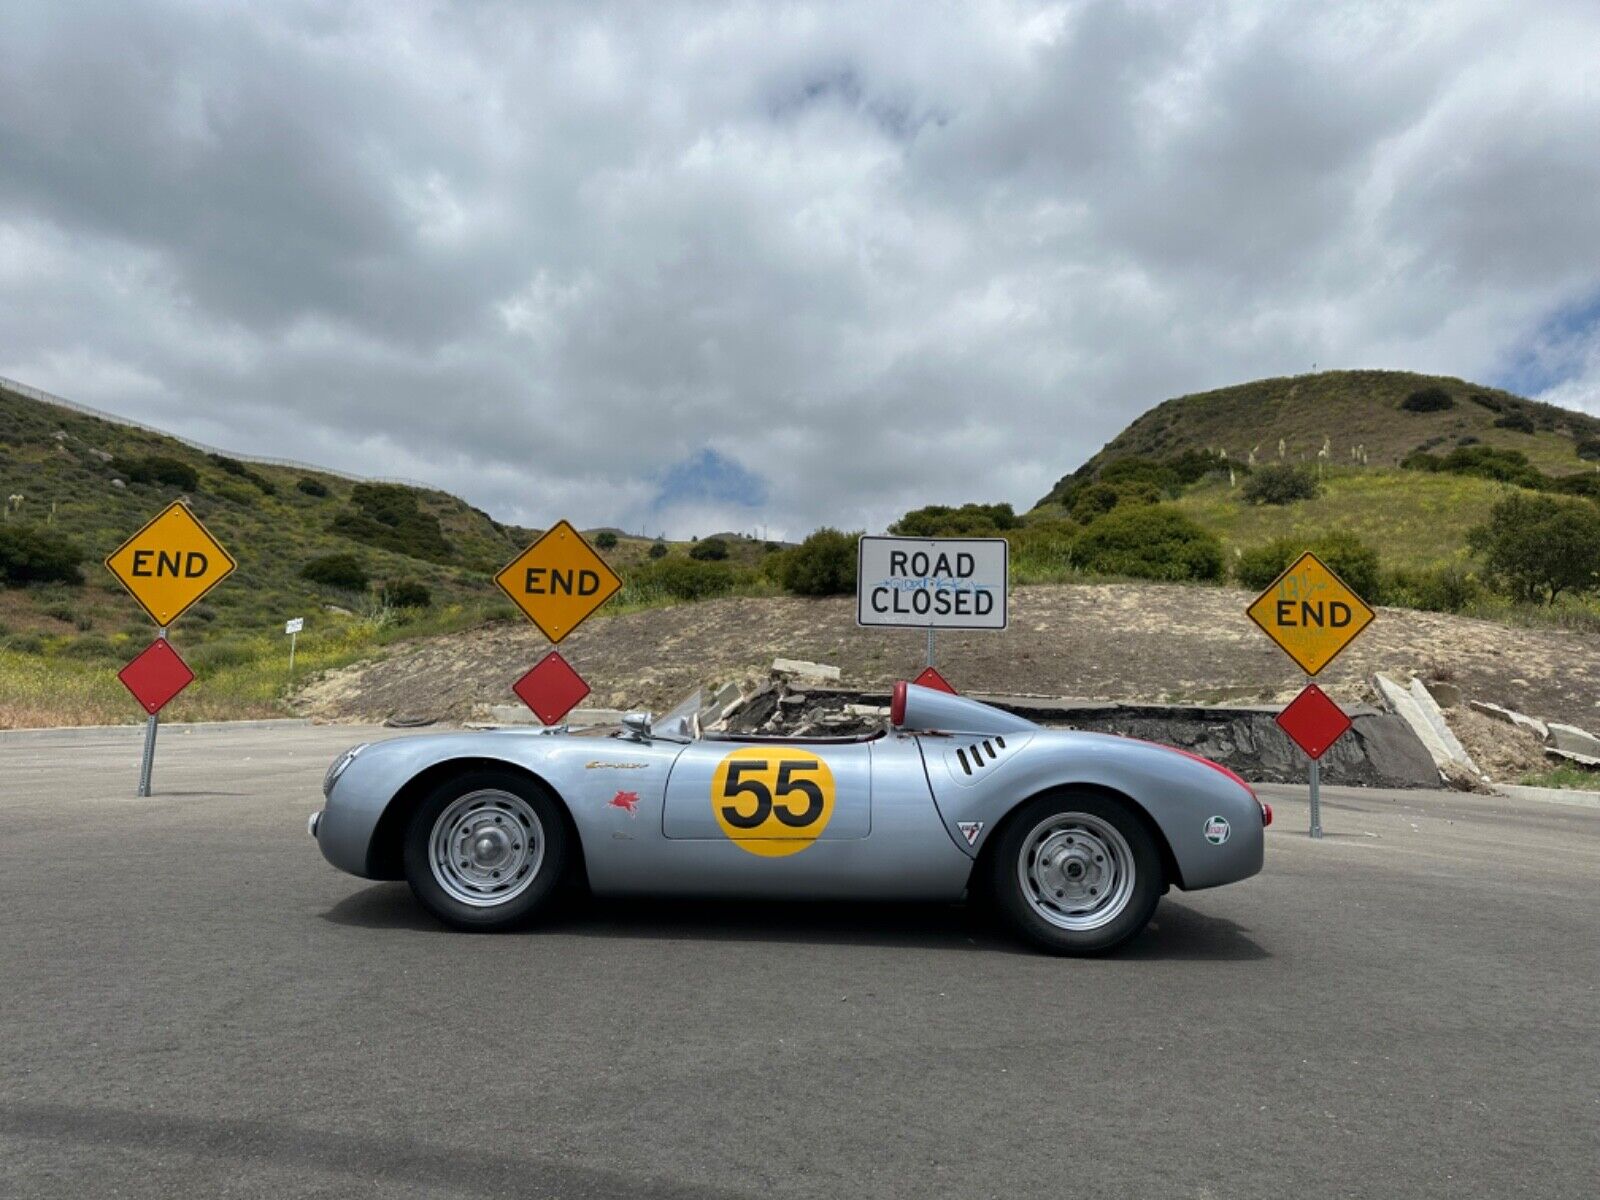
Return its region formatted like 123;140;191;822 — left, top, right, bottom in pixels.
329;483;453;563
1401;387;1454;412
114;455;199;490
778;528;860;595
628;556;736;601
1549;473;1600;501
1006;520;1077;577
1235;532;1383;601
207;454;275;493
648;540;668;559
301;553;369;592
0;525;86;586
1494;412;1535;434
689;536;730;561
1577;437;1600;462
1070;481;1159;523
594;531;618;550
1469;494;1600;604
296;477;330;498
1072;505;1223;582
890;503;1020;537
1384;564;1482;613
1241;463;1320;506
59;634;117;660
380;578;432;608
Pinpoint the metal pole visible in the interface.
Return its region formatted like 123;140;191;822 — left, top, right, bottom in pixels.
288;630;297;682
1309;755;1322;839
925;626;935;669
137;625;167;797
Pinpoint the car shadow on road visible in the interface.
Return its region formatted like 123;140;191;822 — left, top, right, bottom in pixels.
321;884;1268;960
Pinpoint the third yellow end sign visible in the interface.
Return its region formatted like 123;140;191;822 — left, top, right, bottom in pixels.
494;519;622;643
1246;550;1375;676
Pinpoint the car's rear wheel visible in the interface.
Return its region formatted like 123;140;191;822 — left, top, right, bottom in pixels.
402;769;568;931
989;791;1162;955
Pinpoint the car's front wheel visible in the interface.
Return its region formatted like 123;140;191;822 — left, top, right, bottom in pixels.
989;791;1162;955
402;769;569;931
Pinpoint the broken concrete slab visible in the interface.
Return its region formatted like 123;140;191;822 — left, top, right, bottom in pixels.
1546;746;1600;768
1547;722;1600;759
1469;701;1549;741
1373;675;1451;784
771;658;841;682
1407;677;1482;778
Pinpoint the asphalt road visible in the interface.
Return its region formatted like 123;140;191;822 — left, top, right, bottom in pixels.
2;721;1596;1199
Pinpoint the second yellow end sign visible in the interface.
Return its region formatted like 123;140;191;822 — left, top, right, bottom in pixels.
1246;550;1375;676
494;519;622;643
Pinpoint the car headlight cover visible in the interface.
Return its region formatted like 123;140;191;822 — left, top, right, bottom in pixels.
323;743;369;796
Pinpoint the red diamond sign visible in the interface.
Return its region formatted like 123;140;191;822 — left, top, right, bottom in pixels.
913;666;957;694
512;650;591;726
118;637;195;715
1275;683;1352;760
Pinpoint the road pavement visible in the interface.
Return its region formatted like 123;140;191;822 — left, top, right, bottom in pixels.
2;721;1596;1198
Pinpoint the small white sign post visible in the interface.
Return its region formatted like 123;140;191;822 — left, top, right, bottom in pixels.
285;617;304;681
856;536;1009;670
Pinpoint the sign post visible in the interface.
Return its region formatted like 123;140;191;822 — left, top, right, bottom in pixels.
857;536;1008;686
105;502;234;796
1248;556;1373;838
494;520;621;725
285;617;304;682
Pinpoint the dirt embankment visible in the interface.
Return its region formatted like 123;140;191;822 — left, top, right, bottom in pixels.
295;583;1600;735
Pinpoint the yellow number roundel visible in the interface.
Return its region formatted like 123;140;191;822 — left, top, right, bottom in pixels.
710;747;836;857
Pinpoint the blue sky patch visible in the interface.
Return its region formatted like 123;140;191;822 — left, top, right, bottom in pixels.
651;448;768;512
1493;287;1600;397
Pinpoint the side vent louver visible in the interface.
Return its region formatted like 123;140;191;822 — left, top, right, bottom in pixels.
945;733;1031;784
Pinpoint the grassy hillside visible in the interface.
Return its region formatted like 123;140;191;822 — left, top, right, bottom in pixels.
0;383;776;725
1039;370;1599;506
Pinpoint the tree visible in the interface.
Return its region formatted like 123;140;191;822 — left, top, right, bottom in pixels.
594;531;618;550
1242;463;1319;506
890;503;1020;537
648;540;668;559
1469;494;1600;604
778;528;859;595
689;536;729;561
1236;531;1384;602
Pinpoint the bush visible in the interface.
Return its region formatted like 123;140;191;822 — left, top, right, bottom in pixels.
689;536;729;561
0;525;86;586
115;455;199;490
329;483;453;563
1384;564;1482;613
1072;505;1223;582
301;553;369;592
594;531;618;550
1401;387;1454;412
59;634;117;661
648;540;668;559
778;528;860;595
628;556;736;601
1235;532;1384;601
1550;473;1600;501
890;503;1021;537
1469;494;1600;604
296;477;330;498
207;454;275;493
1069;481;1158;523
1241;463;1320;506
1006;519;1077;577
1494;412;1535;434
380;578;432;608
1577;437;1600;463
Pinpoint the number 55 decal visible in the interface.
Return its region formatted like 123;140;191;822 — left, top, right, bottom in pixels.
711;748;837;857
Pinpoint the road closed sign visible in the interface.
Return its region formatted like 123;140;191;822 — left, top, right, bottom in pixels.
857;536;1008;629
105;501;236;626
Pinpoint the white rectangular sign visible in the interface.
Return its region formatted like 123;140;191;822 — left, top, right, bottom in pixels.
856;536;1008;629
284;617;304;635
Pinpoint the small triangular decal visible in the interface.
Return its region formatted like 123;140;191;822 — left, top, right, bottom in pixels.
957;821;984;846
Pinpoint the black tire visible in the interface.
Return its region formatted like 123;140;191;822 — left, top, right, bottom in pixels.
988;790;1163;955
402;768;569;931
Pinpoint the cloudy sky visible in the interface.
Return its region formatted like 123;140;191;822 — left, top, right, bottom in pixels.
3;1;1598;538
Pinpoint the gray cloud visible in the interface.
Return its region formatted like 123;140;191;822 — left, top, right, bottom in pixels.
2;0;1598;539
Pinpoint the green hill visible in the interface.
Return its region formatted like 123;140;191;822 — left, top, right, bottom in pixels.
1038;369;1599;507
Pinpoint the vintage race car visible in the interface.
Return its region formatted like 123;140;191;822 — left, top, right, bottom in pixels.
310;681;1269;954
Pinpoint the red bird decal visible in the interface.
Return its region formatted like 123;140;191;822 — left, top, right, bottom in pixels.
609;790;640;816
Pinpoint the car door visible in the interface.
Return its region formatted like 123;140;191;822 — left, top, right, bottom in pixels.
656;737;871;888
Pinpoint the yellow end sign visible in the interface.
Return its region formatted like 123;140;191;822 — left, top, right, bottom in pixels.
1246;551;1375;676
494;519;621;643
105;501;236;627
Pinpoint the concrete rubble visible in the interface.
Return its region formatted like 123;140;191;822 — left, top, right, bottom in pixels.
1469;701;1549;741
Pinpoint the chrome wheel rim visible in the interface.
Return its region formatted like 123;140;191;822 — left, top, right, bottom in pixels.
1017;812;1136;931
429;790;544;908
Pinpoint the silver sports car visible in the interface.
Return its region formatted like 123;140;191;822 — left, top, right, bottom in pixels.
310;681;1269;954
